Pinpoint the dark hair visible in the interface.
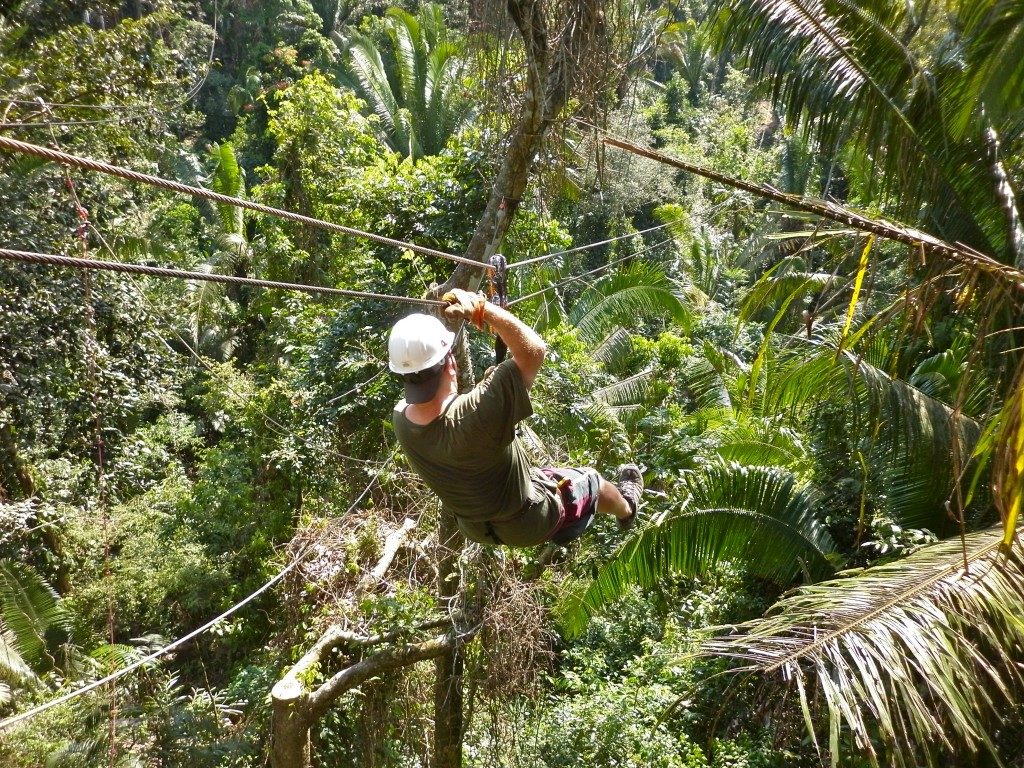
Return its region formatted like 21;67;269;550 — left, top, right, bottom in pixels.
403;358;446;383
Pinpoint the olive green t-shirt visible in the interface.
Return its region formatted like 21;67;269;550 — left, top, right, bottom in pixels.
393;359;557;545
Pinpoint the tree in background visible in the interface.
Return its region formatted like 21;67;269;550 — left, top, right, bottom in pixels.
341;4;473;160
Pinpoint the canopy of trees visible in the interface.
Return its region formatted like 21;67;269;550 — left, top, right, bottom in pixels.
1;0;1023;766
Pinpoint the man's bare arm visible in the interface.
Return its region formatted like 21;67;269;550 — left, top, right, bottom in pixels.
443;289;546;389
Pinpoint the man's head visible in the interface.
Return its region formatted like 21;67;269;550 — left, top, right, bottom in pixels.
388;313;455;404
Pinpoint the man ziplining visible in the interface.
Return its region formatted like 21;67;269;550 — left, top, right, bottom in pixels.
388;287;643;548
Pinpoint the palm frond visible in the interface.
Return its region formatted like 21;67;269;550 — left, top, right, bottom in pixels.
702;525;1024;767
386;8;424;116
944;0;1024;139
767;339;981;532
712;0;1015;259
0;559;69;673
768;339;980;451
346;30;401;137
90;642;143;670
46;736;104;767
208;142;244;237
715;438;803;468
0;625;35;687
591;327;636;372
569;262;692;344
559;463;836;637
678;355;733;411
424;44;466;151
994;374;1024;552
739;257;835;324
592;368;656;408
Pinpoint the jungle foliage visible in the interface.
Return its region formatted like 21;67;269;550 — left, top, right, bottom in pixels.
1;0;1023;766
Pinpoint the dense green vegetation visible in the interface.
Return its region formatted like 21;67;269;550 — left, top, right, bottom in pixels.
1;0;1023;766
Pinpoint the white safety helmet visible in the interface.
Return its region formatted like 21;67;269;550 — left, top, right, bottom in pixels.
388;313;455;374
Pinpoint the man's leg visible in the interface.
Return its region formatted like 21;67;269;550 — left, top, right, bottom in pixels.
596;465;644;529
541;466;644;545
596;480;632;521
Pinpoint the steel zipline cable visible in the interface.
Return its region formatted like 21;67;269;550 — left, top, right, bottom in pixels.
508;236;676;307
507;221;674;270
0;135;485;270
0;249;446;307
0;449;399;733
0;136;681;278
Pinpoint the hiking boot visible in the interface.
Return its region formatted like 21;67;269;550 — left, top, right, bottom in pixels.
616;463;644;530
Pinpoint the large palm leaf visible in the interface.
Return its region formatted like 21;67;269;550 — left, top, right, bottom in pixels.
702;525;1024;767
944;0;1024;139
342;4;470;159
592;368;656;409
767;338;982;532
768;338;981;452
712;0;1022;263
346;29;404;138
738;256;836;325
208;141;245;238
559;463;836;636
0;559;69;691
568;261;692;345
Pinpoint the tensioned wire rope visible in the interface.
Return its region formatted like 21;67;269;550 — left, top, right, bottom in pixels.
0;447;399;732
506;221;674;270
508;235;677;307
0;135;485;269
0;249;447;306
0;135;674;277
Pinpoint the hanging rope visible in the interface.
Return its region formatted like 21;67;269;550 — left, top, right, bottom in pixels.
0;136;486;270
0;448;398;732
38;99;122;755
68;195;119;767
0;249;447;306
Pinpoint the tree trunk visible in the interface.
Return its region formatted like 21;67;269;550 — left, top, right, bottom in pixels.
271;623;470;768
270;675;313;768
432;510;465;768
441;0;605;296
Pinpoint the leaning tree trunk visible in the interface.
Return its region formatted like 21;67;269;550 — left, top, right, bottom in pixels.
440;0;606;296
269;518;467;768
271;624;467;768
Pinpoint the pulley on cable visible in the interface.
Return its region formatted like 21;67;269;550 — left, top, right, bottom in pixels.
488;253;508;364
